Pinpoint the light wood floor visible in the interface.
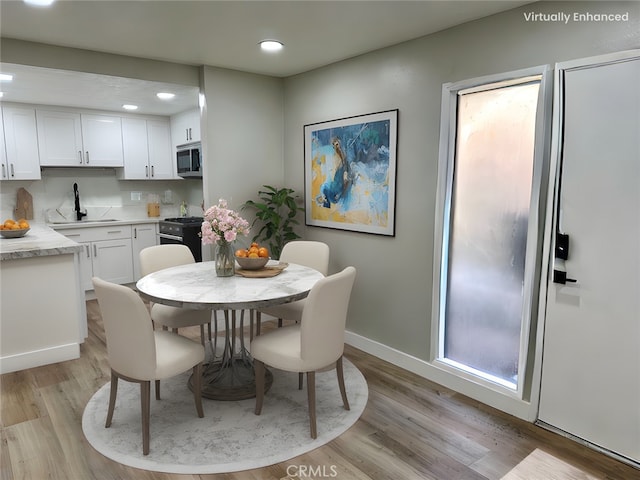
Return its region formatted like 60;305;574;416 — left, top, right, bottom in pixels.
1;300;637;480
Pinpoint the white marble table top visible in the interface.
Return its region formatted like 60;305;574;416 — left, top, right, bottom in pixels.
136;261;324;310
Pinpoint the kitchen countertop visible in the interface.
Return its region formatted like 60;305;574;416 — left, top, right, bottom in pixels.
0;224;84;261
48;218;160;230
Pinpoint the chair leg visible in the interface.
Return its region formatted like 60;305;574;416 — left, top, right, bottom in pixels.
155;380;161;400
105;370;118;428
254;360;265;415
193;363;204;418
298;372;304;390
307;371;317;439
336;356;350;411
141;381;151;455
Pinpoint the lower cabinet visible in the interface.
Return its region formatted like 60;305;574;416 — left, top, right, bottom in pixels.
132;223;158;280
59;224;142;291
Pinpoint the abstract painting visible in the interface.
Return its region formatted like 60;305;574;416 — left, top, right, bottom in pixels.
304;110;398;235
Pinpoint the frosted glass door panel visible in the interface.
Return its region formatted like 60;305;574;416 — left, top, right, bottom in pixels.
444;82;539;386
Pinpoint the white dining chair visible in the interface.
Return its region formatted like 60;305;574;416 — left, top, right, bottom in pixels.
251;266;356;438
139;244;213;345
92;276;205;456
255;241;329;334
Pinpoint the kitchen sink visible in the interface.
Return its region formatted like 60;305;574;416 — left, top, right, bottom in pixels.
51;219;120;224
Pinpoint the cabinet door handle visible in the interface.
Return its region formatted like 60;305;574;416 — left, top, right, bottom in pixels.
185;128;189;142
85;245;90;258
151;165;155;177
1;164;5;178
188;127;192;141
10;164;15;177
85;151;90;164
93;244;98;257
145;165;149;178
134;227;137;239
79;151;83;164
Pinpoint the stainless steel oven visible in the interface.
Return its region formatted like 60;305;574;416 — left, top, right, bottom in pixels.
158;217;203;262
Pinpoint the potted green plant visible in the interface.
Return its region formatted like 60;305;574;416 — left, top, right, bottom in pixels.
242;185;304;259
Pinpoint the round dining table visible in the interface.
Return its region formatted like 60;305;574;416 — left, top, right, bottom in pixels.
136;260;324;400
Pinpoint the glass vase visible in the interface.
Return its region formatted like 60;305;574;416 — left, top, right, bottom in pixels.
215;240;235;277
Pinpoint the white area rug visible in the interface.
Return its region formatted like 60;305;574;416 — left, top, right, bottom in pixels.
82;359;368;474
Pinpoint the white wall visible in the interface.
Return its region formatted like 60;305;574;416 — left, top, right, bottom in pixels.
199;66;284;258
283;1;639;418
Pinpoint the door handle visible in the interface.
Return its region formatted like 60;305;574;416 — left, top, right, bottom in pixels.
553;269;577;284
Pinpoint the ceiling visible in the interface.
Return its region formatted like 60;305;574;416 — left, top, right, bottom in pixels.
0;0;533;116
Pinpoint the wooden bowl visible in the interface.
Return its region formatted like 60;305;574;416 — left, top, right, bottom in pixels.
235;255;269;270
0;227;30;238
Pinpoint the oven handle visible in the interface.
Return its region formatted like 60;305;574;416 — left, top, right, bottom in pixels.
158;232;183;242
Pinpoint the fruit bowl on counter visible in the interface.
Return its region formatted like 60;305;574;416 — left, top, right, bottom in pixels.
0;219;31;238
0;227;30;238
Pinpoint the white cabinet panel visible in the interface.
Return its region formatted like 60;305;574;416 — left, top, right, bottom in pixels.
81;114;124;166
2;105;41;180
92;238;134;285
60;225;133;290
37;109;123;167
37;110;83;166
171;108;200;149
121;118;173;179
132;223;158;279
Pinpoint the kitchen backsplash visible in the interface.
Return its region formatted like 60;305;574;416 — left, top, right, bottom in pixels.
1;167;203;222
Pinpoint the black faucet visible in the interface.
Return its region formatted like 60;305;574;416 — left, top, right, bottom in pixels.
74;183;87;221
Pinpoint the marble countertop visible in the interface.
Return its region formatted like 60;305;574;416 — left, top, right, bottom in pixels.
137;261;324;310
1;223;84;261
48;218;160;230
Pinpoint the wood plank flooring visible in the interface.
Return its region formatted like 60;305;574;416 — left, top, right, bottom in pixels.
1;300;637;479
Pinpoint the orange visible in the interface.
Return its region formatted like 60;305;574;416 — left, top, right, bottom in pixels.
4;219;16;228
250;242;259;249
258;247;269;258
248;252;259;258
235;249;248;258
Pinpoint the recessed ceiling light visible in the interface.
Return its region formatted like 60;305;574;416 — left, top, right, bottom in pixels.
260;40;283;52
24;0;56;6
157;92;175;100
0;74;13;82
122;104;138;111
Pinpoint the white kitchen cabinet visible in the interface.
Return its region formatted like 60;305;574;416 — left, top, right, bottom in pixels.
0;109;7;178
60;225;133;290
37;109;124;167
1;105;41;180
36;110;83;166
171;108;200;149
132;222;158;279
121;118;174;179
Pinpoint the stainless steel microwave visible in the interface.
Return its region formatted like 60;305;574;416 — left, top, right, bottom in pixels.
176;143;202;178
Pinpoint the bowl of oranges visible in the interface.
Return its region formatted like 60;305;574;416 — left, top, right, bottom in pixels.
235;242;269;270
0;218;31;238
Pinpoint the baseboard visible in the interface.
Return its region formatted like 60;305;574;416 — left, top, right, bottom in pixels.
0;343;80;374
344;330;534;421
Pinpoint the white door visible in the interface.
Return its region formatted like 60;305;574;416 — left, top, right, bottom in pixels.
538;52;640;464
92;238;134;285
2;105;41;180
121;117;150;179
146;120;174;179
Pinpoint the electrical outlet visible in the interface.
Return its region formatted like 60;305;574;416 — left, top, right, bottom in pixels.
131;191;142;201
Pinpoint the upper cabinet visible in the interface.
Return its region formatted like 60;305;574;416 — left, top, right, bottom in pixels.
120;117;175;180
1;105;41;180
171;108;200;149
37;110;124;167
